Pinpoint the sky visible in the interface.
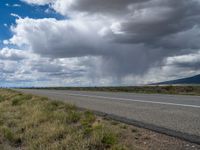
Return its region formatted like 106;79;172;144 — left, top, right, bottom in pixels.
0;0;200;87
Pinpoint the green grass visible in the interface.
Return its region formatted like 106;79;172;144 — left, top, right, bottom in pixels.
101;131;117;146
0;89;127;150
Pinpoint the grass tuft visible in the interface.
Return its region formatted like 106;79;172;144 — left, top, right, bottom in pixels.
131;128;138;133
81;111;96;135
101;131;117;147
0;126;22;147
11;94;32;106
0;96;5;103
66;110;81;123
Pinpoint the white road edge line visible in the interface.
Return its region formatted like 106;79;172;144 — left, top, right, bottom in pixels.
46;91;200;108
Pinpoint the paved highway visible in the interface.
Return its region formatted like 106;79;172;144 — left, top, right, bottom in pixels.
16;89;200;144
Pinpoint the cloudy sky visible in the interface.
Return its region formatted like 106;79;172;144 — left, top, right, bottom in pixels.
0;0;200;87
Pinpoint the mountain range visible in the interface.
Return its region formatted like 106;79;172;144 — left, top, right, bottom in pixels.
155;74;200;85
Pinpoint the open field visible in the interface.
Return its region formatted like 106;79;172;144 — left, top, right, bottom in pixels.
0;89;199;150
22;85;200;96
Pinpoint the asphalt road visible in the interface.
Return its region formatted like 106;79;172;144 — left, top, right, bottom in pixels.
16;89;200;144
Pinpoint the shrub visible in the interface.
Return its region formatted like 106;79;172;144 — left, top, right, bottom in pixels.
40;97;48;101
110;121;119;126
84;111;96;123
1;127;21;146
2;127;15;142
81;111;96;135
120;125;128;129
12;97;24;106
12;98;23;106
131;128;138;133
65;103;77;111
11;94;32;106
66;111;81;123
0;95;5;103
47;101;63;111
101;132;117;147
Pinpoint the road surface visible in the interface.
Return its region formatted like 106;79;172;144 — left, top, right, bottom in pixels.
16;89;200;144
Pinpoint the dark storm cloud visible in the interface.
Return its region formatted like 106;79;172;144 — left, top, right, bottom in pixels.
48;69;86;78
31;62;63;73
103;0;200;48
65;0;149;16
7;0;200;84
174;62;200;70
65;0;200;79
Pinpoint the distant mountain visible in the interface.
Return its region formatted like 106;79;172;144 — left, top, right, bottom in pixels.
154;74;200;85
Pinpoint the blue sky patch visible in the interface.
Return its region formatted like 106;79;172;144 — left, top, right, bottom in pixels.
0;0;64;47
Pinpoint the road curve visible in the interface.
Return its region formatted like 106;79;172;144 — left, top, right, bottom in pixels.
16;89;200;144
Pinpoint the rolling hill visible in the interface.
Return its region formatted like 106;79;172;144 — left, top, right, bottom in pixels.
155;74;200;85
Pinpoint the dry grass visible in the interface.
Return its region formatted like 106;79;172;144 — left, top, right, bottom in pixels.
0;89;126;150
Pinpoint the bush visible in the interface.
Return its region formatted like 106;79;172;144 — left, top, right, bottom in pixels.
102;132;117;147
84;111;96;123
47;101;63;111
66;111;81;123
12;94;32;106
12;98;23;106
0;95;5;103
81;111;96;135
131;128;138;133
1;127;21;146
12;97;24;106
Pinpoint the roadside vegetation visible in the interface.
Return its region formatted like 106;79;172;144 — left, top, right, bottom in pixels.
0;89;126;150
25;85;200;96
0;89;199;150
